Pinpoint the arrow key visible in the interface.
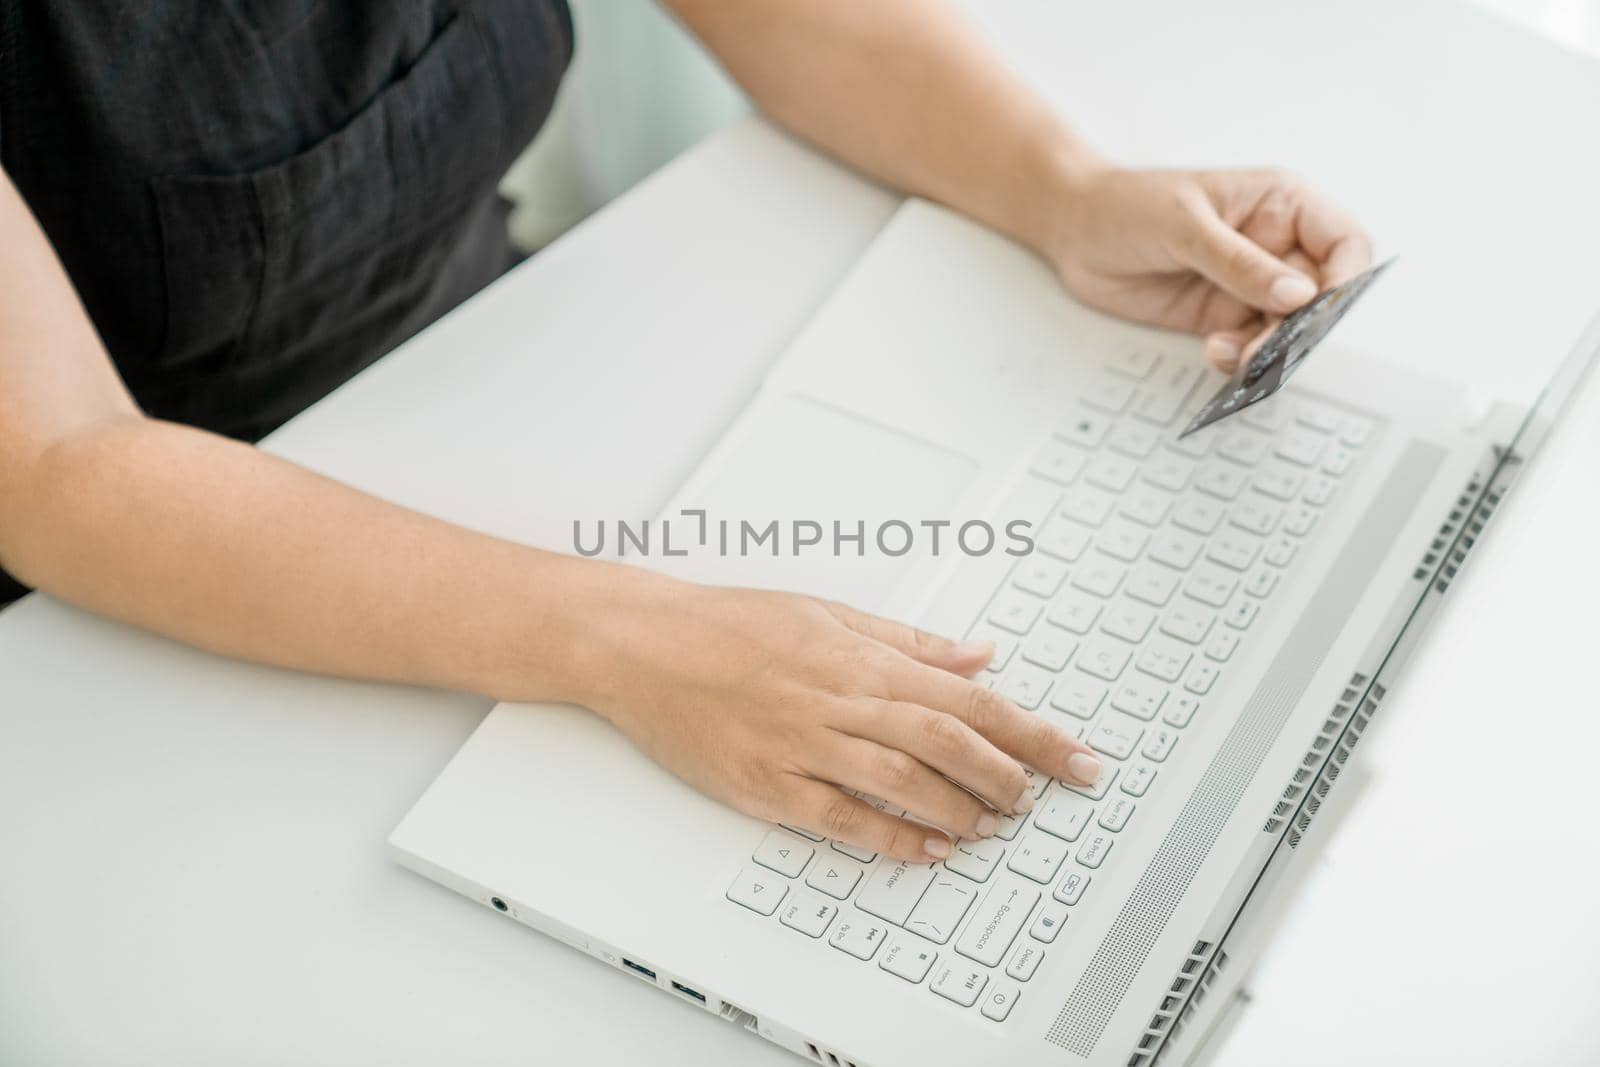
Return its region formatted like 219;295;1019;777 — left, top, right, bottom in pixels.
754;830;814;878
727;865;787;916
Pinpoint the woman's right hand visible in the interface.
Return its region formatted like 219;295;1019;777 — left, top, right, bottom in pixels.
564;566;1104;863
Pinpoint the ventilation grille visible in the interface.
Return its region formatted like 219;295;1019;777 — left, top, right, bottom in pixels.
1411;450;1517;597
1261;670;1385;841
1125;941;1229;1067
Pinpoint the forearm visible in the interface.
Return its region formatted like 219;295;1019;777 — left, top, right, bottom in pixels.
668;0;1101;261
2;415;646;704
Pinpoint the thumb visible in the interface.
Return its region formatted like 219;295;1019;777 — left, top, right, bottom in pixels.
825;602;995;677
1184;206;1317;315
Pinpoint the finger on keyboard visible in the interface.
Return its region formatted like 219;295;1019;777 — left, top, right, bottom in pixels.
889;664;1104;790
848;699;1031;816
782;777;954;864
826;734;1001;842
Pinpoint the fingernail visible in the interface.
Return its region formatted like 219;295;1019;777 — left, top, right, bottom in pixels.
1066;752;1103;784
1013;786;1036;815
1269;273;1316;310
1205;336;1240;370
955;639;995;662
924;835;952;860
975;813;999;838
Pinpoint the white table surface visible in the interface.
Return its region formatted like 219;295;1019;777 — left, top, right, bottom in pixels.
5;1;1600;1064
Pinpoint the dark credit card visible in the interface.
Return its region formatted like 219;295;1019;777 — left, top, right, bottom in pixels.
1178;258;1394;439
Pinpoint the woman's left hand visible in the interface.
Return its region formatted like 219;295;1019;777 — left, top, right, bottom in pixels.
1046;166;1373;372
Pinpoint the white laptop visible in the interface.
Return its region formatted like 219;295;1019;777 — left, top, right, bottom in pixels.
389;200;1590;1066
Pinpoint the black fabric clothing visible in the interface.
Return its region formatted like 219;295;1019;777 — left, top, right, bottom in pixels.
0;1;573;607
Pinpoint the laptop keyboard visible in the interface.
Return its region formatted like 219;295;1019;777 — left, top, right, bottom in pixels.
724;348;1374;1024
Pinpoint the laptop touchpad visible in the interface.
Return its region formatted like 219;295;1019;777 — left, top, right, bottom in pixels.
663;394;980;611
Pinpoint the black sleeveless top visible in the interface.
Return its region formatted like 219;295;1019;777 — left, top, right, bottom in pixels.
0;1;573;605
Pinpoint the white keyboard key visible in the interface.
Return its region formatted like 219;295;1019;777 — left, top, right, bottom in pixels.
1101;603;1155;643
1322;446;1355;476
1007;833;1068;884
1295;401;1342;433
1029;440;1088;486
1048;675;1107;719
856;859;938;926
1059;486;1117;528
780;892;838;938
1098;796;1136;832
1274;429;1326;467
1184;564;1238;607
1007;473;1068;528
1120;487;1171;527
1263;535;1297;567
1013;556;1068;598
946;837;1006;884
1217;429;1271;467
1021;765;1052;801
1205;630;1239;662
994;812;1026;841
1056;410;1111;450
806;856;864;899
981;982;1022;1022
829;912;889;960
1061;765;1118;800
782;823;826;842
988;588;1044;634
1022;626;1077;672
1075;831;1114;869
1135;637;1192;685
1075;637;1131;681
1006;941;1045;981
754;831;815;877
1133;362;1203;424
1120;764;1158;796
906;871;982;944
965;625;1018;671
1109;422;1160;460
1143;454;1196;492
1253;466;1305;502
1229;496;1281;536
1054;870;1090;906
1172;497;1225;535
1184;663;1220;695
956;875;1040;967
1030;903;1069;943
1284;505;1319;537
881;934;940;983
1086;454;1138;493
1112;677;1169;720
1071;559;1126;599
1141;725;1178;762
931;962;989;1007
1150;529;1203;570
1082;374;1137;413
728;865;787;915
1088;714;1144;760
832;840;878;864
1303;475;1336;506
1048;590;1104;634
1241;396;1291;432
1166;429;1215;459
1225;598;1260;630
1000;663;1053;710
1160;603;1216;645
1126;567;1180;607
1207;530;1262;572
1034;788;1096;841
1105;349;1160;378
1097;520;1150;563
1163;696;1200;728
1195;462;1249;501
1339;416;1374;447
1245;569;1279;598
1036;517;1093;562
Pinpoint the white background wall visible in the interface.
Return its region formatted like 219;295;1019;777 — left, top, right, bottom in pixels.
501;0;1600;250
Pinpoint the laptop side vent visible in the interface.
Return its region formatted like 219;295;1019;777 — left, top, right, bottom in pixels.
1262;672;1387;847
1411;454;1516;596
1126;941;1228;1067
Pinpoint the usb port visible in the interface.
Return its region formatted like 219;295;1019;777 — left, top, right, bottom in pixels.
621;959;657;981
671;981;707;1004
